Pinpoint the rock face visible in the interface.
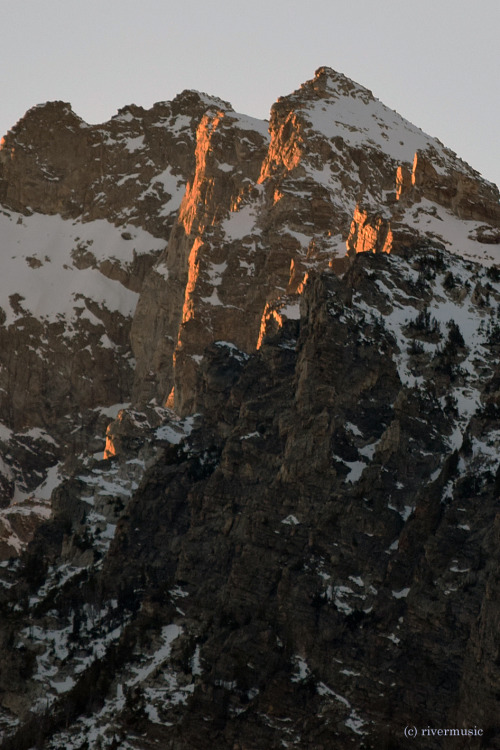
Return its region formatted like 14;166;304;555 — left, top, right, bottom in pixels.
0;89;233;531
0;67;500;749
130;105;270;411
131;67;500;415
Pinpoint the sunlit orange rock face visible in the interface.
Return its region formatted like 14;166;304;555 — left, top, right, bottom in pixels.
130;67;500;417
0;136;11;163
346;206;392;256
256;302;285;350
180;113;226;236
181;237;204;325
258;110;303;183
103;433;116;460
130;71;374;414
103;425;117;460
103;411;127;459
131;104;271;413
395;150;500;225
102;406;172;460
396;165;412;202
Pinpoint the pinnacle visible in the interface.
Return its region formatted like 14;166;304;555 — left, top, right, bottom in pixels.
173;89;233;112
277;66;375;111
311;66;374;101
10;100;82;132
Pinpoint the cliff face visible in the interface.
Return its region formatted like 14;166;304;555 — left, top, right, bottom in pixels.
130;105;270;412
0;68;500;749
131;67;500;415
0;89;232;546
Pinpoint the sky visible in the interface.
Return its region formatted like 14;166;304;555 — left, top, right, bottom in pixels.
1;0;499;187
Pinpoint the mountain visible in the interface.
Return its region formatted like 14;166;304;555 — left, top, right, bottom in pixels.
0;67;499;749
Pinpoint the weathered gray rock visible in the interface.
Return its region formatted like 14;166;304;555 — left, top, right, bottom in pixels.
0;67;500;750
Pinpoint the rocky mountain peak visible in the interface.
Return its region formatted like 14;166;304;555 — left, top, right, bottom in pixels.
0;69;500;748
173;88;233;112
307;65;376;102
1;99;82;142
128;66;500;416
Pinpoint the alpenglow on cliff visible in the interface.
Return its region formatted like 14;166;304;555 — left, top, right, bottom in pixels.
0;68;499;749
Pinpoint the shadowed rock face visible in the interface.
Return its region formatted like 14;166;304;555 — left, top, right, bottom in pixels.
0;68;500;749
0;89;235;526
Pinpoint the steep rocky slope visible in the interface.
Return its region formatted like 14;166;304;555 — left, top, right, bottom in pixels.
130;69;500;418
0;68;499;749
0;90;238;552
